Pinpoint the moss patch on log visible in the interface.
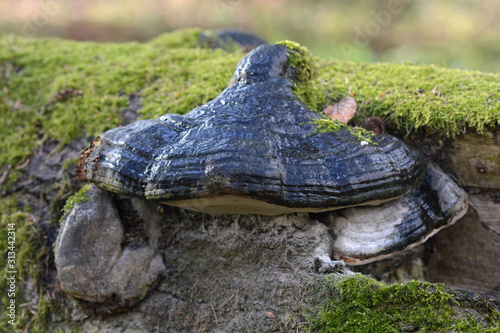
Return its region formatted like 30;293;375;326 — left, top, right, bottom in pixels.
1;29;499;173
59;184;91;222
316;60;500;136
0;28;242;173
277;40;321;109
309;273;500;332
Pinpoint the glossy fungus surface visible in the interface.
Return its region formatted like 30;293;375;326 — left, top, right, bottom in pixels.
81;44;426;215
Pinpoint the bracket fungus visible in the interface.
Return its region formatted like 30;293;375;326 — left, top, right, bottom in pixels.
77;43;468;264
326;163;468;264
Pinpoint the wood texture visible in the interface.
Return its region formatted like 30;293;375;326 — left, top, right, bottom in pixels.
427;129;500;300
443;130;500;189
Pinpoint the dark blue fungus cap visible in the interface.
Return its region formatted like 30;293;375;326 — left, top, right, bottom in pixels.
80;43;430;216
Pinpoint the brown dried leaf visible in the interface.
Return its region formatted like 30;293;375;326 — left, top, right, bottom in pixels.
265;311;276;319
323;96;357;124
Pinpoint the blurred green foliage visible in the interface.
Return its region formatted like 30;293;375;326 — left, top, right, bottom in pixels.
1;0;499;72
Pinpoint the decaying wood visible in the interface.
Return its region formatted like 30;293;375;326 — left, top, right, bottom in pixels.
425;129;500;300
356;128;500;301
469;191;500;235
443;130;500;189
427;205;500;300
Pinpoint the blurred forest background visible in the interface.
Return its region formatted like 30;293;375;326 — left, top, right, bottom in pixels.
1;0;499;72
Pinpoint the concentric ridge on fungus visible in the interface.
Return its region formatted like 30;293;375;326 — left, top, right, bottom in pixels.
79;43;427;215
329;163;468;265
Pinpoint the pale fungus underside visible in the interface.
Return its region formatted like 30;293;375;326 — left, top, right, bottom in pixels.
79;42;468;263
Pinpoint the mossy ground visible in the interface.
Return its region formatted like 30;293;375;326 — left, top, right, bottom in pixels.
308;273;500;333
279;40;500;139
277;40;320;108
1;29;499;331
0;196;48;332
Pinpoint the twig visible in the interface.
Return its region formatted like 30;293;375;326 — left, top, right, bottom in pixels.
0;164;12;187
210;302;219;324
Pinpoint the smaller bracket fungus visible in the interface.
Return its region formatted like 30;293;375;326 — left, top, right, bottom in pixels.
76;42;468;264
324;163;468;265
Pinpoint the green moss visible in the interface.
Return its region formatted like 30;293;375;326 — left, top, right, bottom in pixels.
309;274;500;333
278;41;378;143
278;40;323;111
60;184;91;222
317;60;500;136
2;31;499;173
278;41;499;139
278;41;315;80
0;28;242;171
31;293;52;331
139;47;242;119
310;119;376;144
0;196;48;332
